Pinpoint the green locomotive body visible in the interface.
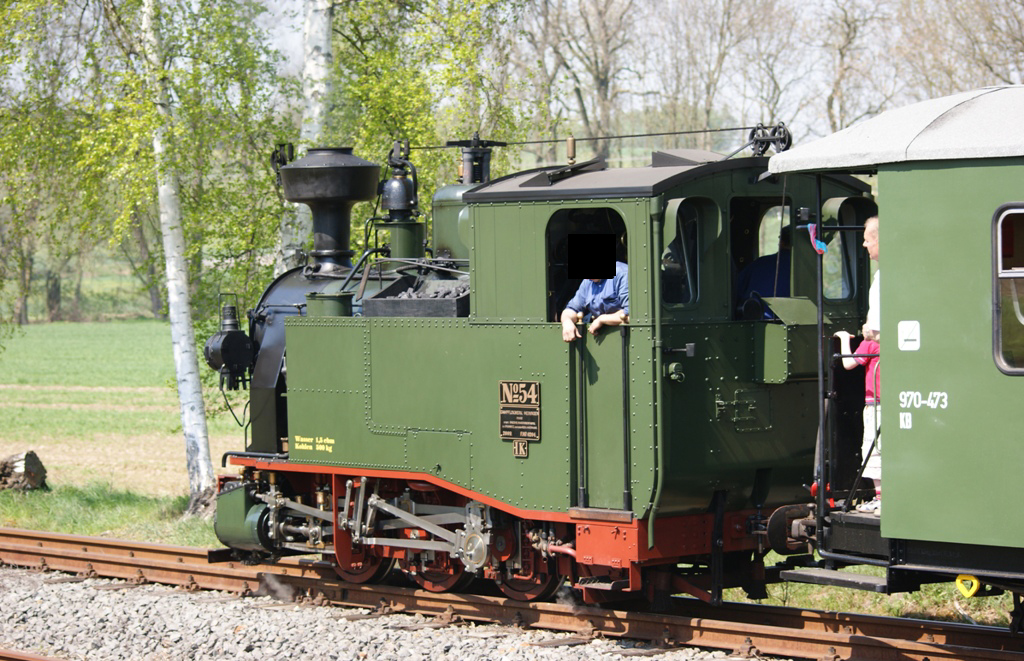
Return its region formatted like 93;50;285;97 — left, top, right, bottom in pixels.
281;156;866;515
208;138;881;603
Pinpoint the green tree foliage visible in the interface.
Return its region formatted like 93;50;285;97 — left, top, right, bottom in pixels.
0;2;108;326
0;0;295;332
87;0;295;313
0;0;297;500
327;0;527;249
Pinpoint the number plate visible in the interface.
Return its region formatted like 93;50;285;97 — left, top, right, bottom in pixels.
499;380;541;443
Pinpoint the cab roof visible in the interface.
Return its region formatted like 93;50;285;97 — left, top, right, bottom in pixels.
463;153;766;203
769;85;1024;174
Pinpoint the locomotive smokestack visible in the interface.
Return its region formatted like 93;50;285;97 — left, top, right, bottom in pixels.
279;148;380;275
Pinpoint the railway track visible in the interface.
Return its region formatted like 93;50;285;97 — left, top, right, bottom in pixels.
1;527;1022;661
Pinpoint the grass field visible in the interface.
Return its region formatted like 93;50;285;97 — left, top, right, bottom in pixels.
0;320;242;546
0;321;1013;624
19;251;156;323
0;320;241;494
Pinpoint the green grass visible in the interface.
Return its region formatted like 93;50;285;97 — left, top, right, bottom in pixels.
0;483;218;548
0;320;244;527
0;320;174;387
0;319;250;438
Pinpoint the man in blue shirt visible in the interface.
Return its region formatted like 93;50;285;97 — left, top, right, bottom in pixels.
560;261;629;342
736;225;792;303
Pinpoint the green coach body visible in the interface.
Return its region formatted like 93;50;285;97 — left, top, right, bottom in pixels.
879;159;1024;549
767;86;1024;601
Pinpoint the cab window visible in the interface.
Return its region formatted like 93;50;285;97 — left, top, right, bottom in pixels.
822;227;852;300
820;197;874;302
546;207;627;322
661;200;699;305
995;207;1024;372
756;204;791;297
733;198;793;313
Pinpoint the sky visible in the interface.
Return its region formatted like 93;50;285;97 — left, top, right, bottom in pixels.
260;0;304;77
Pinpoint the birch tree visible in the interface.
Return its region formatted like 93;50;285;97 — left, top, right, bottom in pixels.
275;0;332;275
90;0;289;509
136;0;214;503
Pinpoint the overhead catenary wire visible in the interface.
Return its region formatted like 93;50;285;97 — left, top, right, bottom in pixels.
409;125;764;151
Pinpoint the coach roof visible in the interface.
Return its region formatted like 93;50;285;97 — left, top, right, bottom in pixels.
769;86;1024;174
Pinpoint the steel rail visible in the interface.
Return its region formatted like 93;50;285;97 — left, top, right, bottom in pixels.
0;650;64;661
1;528;1022;661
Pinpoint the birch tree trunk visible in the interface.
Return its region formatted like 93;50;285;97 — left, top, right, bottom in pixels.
141;0;214;506
275;0;333;275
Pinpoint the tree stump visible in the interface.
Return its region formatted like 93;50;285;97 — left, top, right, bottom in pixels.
0;451;48;491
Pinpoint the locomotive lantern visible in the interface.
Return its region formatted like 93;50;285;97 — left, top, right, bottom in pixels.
380;140;424;260
203;302;253;391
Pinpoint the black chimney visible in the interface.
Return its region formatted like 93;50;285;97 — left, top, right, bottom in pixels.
279;148;380;274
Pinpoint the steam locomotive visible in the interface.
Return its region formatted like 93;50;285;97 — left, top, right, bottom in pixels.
205;86;1024;627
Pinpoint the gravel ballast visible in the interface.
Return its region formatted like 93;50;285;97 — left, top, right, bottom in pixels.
0;566;787;660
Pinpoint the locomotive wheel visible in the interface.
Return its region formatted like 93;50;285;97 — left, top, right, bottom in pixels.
401;555;475;593
497;566;563;601
334;554;395;584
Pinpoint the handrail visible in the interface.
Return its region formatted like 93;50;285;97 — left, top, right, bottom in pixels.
648;209;666;549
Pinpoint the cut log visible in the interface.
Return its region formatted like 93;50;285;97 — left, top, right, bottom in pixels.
0;451;48;491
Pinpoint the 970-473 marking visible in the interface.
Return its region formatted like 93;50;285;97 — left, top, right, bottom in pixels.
898;391;948;410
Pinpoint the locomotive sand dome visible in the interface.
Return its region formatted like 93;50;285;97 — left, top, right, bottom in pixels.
206;128;884;604
766;86;1024;621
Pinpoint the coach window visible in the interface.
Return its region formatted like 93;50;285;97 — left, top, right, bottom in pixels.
661;199;700;305
759;204;791;297
545;208;627;322
994;207;1024;372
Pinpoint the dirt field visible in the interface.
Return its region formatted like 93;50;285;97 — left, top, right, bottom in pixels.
0;384;243;497
24;433;241;497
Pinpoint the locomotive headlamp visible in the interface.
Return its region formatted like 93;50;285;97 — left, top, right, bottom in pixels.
204;301;253;391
